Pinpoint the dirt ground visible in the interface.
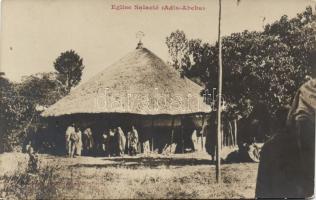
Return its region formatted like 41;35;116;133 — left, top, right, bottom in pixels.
0;151;258;199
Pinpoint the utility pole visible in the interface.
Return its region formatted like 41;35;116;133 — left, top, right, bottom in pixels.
216;0;223;183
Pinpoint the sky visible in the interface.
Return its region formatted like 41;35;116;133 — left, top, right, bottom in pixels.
0;0;315;82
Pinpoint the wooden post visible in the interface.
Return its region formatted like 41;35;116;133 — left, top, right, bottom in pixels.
234;119;238;147
181;116;184;153
170;117;175;153
216;0;223;183
201;114;205;150
228;121;233;147
221;125;224;148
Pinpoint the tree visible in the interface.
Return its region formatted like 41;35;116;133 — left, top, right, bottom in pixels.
166;6;316;129
0;76;31;151
165;31;212;85
165;30;189;71
54;50;84;92
0;72;67;152
19;72;67;107
264;6;316;92
1;50;85;152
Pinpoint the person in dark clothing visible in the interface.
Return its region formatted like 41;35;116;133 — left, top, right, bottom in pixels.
256;84;315;198
256;53;316;198
127;126;139;156
82;128;94;156
204;115;217;161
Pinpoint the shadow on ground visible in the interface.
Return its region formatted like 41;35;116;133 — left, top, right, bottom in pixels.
69;156;215;169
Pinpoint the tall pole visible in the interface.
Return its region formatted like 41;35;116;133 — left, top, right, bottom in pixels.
216;0;223;183
234;119;238;147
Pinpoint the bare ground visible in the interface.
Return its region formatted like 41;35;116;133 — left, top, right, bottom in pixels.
0;151;258;199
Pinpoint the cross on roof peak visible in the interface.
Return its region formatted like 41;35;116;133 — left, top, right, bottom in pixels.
136;31;145;49
136;31;145;42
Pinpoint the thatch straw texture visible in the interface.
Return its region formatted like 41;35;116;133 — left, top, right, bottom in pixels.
42;47;210;117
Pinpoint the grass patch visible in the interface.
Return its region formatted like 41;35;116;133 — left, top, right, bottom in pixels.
0;153;258;199
0;163;60;199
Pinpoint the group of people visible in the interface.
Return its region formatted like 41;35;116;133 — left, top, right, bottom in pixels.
101;126;139;157
65;124;139;158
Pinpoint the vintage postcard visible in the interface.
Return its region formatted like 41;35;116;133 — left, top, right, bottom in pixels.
0;0;315;199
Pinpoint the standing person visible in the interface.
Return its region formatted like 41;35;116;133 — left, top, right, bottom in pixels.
102;130;109;156
117;127;126;156
113;128;120;156
65;123;76;157
143;140;150;155
127;131;130;155
83;128;94;155
128;126;139;156
26;141;39;173
204;115;217;162
74;126;82;156
108;129;116;156
191;130;199;151
82;128;88;155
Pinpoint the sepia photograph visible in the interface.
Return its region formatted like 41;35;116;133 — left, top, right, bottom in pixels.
0;0;315;199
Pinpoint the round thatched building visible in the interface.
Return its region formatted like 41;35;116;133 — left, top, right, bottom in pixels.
41;42;211;154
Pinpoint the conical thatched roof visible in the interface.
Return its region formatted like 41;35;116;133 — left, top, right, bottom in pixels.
42;46;211;117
